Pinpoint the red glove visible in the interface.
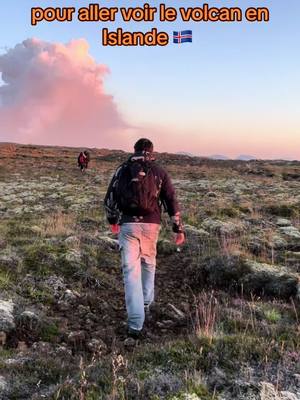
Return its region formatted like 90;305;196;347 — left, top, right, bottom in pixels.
110;224;120;234
175;232;185;246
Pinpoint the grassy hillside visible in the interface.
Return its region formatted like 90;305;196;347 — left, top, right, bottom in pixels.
0;143;299;399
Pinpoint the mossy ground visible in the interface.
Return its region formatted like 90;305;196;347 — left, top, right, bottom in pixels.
0;145;299;399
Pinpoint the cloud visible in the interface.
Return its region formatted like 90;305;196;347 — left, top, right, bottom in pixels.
0;38;129;148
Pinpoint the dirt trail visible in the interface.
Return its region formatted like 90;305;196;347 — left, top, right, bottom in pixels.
59;250;191;351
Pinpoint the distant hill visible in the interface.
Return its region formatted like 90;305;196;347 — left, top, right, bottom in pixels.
0;142;126;159
236;154;257;161
210;154;230;160
176;151;195;157
209;154;257;161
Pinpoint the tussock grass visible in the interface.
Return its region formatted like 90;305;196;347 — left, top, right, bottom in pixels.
193;291;219;343
0;270;11;290
41;212;76;237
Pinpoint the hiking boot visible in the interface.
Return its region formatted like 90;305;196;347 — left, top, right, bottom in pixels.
124;337;137;348
127;327;143;339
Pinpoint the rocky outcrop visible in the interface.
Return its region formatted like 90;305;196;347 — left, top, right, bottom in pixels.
0;300;15;333
189;256;300;299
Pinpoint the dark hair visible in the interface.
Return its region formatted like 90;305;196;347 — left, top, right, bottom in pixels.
134;138;153;153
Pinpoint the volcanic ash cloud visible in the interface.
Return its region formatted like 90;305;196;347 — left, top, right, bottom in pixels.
0;38;128;147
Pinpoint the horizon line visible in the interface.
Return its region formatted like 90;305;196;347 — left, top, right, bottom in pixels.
1;141;300;162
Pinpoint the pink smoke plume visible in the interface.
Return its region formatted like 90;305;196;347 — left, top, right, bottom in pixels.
0;38;130;148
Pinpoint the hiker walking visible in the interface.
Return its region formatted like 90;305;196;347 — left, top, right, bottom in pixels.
78;151;90;172
104;138;185;337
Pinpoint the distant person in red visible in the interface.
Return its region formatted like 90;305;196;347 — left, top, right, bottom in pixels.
78;151;90;172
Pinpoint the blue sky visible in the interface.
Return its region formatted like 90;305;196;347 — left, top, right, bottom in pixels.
0;1;299;158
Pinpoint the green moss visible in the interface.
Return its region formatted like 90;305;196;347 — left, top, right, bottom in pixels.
6;219;36;239
192;384;217;399
184;215;202;227
134;340;199;373
0;348;15;358
23;242;58;276
218;207;240;218
137;369;152;380
265;203;299;218
85;388;106;400
6;356;75;393
218;317;248;335
157;239;177;255
40;322;59;342
0;349;15;369
22;241;81;278
188;333;282;373
133;334;283;377
96;247;119;268
21;285;53;304
263;308;282;323
275;331;300;350
26;359;65;383
168;383;217;399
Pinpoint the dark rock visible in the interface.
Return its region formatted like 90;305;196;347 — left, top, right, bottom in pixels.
32;341;52;353
0;253;20;271
207;367;227;390
124;337;136;347
0;239;7;250
78;304;91;316
67;330;86;348
207;191;218;197
56;300;71;312
166;303;185;320
63;289;80;302
44;275;66;299
87;338;107;353
16;310;41;333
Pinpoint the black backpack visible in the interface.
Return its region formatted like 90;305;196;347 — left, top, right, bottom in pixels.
115;161;160;216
